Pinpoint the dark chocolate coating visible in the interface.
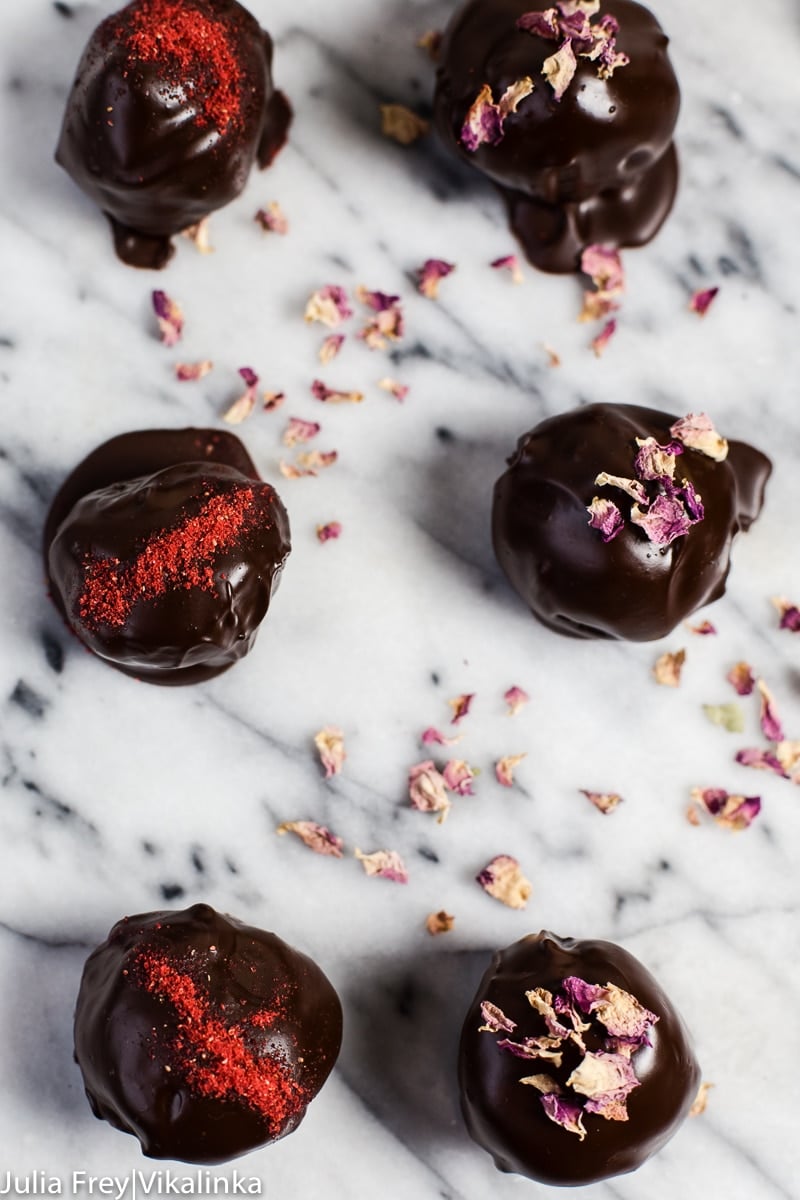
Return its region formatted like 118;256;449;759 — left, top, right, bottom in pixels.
459;932;701;1186
74;905;343;1164
434;0;680;272
45;428;291;684
56;0;292;268
492;403;770;640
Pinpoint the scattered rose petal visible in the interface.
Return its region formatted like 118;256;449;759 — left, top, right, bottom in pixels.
380;103;430;145
579;289;621;322
263;391;286;411
314;726;346;778
542;38;577;100
417;258;456;299
311;379;364;404
222;366;259;424
378;377;410;402
355;848;408;883
634;437;682;481
316;522;342;543
541;1095;587;1140
775;741;800;774
479;1002;516;1034
690;1082;714;1117
443;759;477;796
460;83;504;151
594;472;648;505
491;255;524;284
587;496;624;542
686;804;702;827
631;491;697;547
181;217;213;253
689;287;719;316
304;285;353;328
319;334;345;364
735;748;788;779
757;679;785;742
517;9;561;39
152;290;184;346
772;596;800;632
496;754;527;788
356;289;405;349
520;1073;562;1095
421;727;462;747
581;790;623;814
653;649;686;688
175;360;213;381
448;693;474;724
417;29;442;60
690;787;761;831
727;661;755;696
282;417;321;447
276;821;344;857
591;982;658;1045
426;910;455;936
408;760;451;821
296;449;338;472
567;1050;639;1118
526;989;575;1042
582;245;624;294
591;318;617;356
255;202;289;235
687;620;717;635
476;855;532;909
703;704;745;733
670;413;729;462
504;686;530;716
544;344;562;367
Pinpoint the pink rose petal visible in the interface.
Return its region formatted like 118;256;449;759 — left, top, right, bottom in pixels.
304;285;353;328
355;848;408;883
255;202;289;235
417;258;456;299
314;726;346;778
276;820;344;857
689;287;719;316
175;360;213;382
316;522;342;543
448;692;475;724
152;290;184;346
476;855;532;909
504;686;530;716
496;754;527;787
408;760;451;821
283;417;321;447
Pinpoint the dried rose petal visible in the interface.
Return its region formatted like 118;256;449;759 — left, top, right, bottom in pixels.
421;727;462;747
175;360;213;382
772;596;800;631
355;848;409;883
703;704;744;733
579;290;621;323
634;437;682;481
581;245;624;294
653;649;686;688
314;726;346;778
426;910;455;936
691;786;761;831
498;1035;564;1065
497;75;534;115
757;679;785;742
581;790;623;814
479;1001;516;1034
541;1095;587;1140
689;287;719;316
316;522;342;543
443;759;477;796
417;258;456;299
687;620;717;636
448;693;475;724
561;977;607;1013
304;285;353;328
311;380;364;404
283;417;321;447
408;760;451;821
517;9;561;39
669;413;729;462
152;290;184;346
775;741;800;773
587;496;624;543
526;988;572;1041
222;366;259;425
734;748;788;779
417;29;442;60
727;661;755;696
276;821;344;857
594;472;648;505
592;983;658;1045
181;217;213;254
263;391;286;411
496;754;527;788
591;318;617;356
504;686;530;716
544;344;562;368
380;103;429;145
567;1050;639;1117
357;286;402;313
460;83;504;151
558;1;601;18
686;804;702;827
520;1073;562;1094
631;492;696;547
542;38;577;100
378;377;410;402
296;449;338;472
477;855;531;909
319;334;345;364
491;255;524;284
690;1082;714;1117
255;201;289;235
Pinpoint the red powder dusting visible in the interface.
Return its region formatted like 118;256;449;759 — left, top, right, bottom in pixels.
79;486;256;629
137;951;305;1130
120;0;244;132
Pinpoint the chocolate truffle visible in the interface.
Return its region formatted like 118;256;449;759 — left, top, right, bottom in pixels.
74;905;343;1164
56;0;292;268
45;428;291;684
459;932;701;1186
492;403;770;640
433;0;680;272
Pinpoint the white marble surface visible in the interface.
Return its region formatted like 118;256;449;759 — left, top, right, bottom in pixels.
1;0;799;1196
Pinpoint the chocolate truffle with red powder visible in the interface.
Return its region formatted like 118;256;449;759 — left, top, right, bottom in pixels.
56;0;292;268
459;932;701;1186
434;0;680;272
74;905;343;1164
44;428;291;685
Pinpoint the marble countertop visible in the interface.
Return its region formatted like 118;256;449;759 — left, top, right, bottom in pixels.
1;0;799;1197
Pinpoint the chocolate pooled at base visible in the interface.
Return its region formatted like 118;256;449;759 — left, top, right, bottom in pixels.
434;0;680;273
492;403;770;641
45;428;291;685
459;932;701;1186
56;0;292;268
74;905;343;1165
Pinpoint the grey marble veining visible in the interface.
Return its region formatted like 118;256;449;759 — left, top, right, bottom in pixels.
1;0;800;1197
